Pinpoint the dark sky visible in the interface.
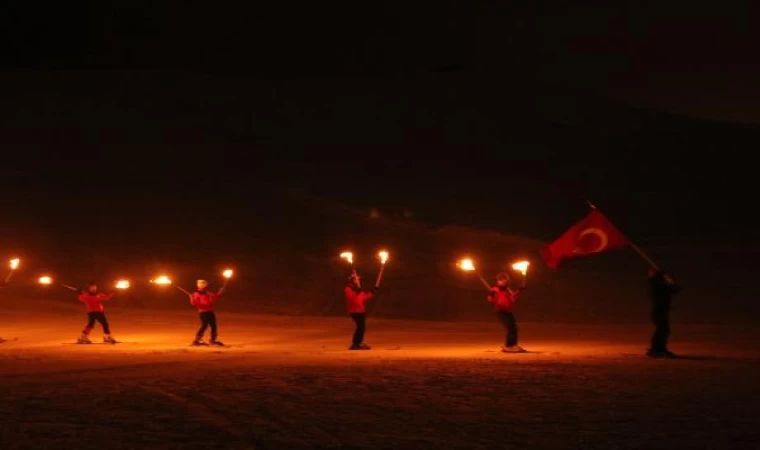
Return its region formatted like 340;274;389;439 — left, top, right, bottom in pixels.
1;1;758;250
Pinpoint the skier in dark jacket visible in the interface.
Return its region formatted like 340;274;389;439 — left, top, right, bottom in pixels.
647;268;680;358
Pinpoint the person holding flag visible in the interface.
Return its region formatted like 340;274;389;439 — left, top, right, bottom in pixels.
647;269;681;358
542;202;683;357
487;272;527;353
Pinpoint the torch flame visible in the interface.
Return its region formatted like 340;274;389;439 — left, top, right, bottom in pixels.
38;276;53;285
340;252;354;265
151;275;172;285
223;269;233;279
115;280;131;290
511;260;530;276
457;259;476;271
9;258;19;270
378;251;389;264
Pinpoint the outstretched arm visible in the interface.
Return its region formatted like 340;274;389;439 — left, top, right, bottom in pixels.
62;284;81;293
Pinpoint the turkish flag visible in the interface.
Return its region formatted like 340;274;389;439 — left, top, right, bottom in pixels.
540;209;629;269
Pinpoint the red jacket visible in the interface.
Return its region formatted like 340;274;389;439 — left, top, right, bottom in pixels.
487;286;524;313
344;286;375;314
78;292;115;313
191;290;223;313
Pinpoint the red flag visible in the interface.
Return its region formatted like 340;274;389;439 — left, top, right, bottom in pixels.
541;209;629;269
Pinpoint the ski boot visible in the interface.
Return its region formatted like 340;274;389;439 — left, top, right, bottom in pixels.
103;334;118;344
192;338;208;346
647;349;677;359
348;343;363;350
359;343;372;350
209;339;225;347
502;345;525;353
77;334;92;344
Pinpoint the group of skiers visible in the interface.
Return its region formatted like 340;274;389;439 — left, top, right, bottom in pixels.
7;278;228;346
0;268;680;357
344;269;528;353
345;266;681;358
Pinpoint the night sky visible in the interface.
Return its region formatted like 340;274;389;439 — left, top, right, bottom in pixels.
1;2;758;260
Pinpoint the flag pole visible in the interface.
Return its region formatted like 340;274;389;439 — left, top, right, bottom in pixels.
586;200;661;271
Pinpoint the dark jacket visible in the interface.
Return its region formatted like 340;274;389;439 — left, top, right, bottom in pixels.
648;272;680;311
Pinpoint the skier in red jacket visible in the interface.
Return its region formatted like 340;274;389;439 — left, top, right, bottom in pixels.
487;272;526;353
190;279;225;346
344;271;376;350
76;283;118;344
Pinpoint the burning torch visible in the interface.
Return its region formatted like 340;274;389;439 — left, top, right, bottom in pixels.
340;251;355;276
457;258;491;291
3;258;20;284
511;260;530;288
151;275;191;296
38;276;79;292
115;279;131;290
222;269;233;290
375;250;389;288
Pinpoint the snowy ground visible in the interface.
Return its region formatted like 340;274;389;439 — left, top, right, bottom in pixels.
1;311;759;449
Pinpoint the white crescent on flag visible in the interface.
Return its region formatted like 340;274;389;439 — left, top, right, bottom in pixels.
573;228;609;254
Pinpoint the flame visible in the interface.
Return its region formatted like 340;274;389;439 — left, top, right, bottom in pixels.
511;260;530;275
9;258;19;270
223;269;233;279
115;280;131;289
457;259;476;271
38;276;53;285
151;275;172;285
378;250;389;264
340;252;354;265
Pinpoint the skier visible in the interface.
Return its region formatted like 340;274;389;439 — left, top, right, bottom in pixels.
344;271;376;350
487;272;526;353
647;268;680;358
190;279;225;346
76;282;118;344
